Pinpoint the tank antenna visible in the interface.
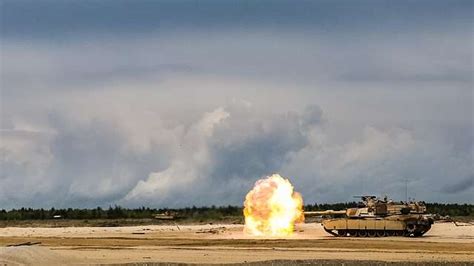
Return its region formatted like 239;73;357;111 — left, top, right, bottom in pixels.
405;177;408;202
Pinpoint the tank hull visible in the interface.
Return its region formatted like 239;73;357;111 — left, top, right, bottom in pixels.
321;215;432;237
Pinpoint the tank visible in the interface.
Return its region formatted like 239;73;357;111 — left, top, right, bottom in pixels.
305;196;434;237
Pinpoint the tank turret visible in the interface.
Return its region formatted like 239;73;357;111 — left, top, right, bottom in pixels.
304;196;433;237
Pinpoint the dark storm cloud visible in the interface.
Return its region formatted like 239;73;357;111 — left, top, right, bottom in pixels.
2;0;471;39
442;176;474;194
338;69;473;83
199;106;324;205
207;119;299;195
209;111;309;180
1;40;195;94
67;64;193;87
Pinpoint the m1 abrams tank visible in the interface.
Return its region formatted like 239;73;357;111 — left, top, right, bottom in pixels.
305;196;434;237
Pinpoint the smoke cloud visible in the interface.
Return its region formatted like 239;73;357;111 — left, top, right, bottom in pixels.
1;0;472;208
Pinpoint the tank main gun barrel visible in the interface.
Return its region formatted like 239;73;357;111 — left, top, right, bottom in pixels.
304;210;346;216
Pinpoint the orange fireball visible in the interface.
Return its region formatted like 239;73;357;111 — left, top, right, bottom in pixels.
243;174;304;237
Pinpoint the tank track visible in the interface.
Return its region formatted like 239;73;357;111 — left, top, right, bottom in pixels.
324;224;431;237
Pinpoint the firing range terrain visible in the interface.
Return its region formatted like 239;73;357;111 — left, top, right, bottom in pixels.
1;222;473;265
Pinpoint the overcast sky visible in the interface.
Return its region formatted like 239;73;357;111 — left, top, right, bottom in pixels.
1;0;473;209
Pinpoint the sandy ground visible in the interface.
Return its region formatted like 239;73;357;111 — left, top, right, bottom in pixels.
0;222;473;265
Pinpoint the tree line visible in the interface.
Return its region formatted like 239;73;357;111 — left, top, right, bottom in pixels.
0;203;472;220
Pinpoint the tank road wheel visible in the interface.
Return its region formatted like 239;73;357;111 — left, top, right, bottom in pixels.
387;231;397;237
367;230;377;237
348;230;357;237
357;230;368;237
395;230;405;236
337;230;347;237
406;224;417;237
376;230;386;237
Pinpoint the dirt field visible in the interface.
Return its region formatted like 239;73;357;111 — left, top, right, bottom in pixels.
0;222;473;265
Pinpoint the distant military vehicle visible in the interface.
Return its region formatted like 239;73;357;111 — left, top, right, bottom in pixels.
154;211;177;220
305;196;433;237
